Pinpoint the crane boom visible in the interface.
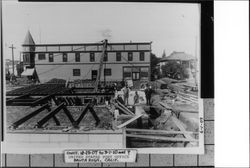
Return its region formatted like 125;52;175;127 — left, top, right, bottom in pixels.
94;39;108;92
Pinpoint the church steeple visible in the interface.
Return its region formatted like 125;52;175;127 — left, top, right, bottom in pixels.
23;30;35;45
162;50;166;58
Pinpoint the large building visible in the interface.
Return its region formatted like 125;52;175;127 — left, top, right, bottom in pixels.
22;31;151;83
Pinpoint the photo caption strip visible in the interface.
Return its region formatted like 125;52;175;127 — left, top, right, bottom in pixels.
64;149;137;163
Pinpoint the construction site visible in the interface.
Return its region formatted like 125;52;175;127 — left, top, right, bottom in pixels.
5;38;200;150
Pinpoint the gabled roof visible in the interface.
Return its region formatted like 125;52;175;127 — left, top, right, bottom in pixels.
23;30;35;45
160;51;195;62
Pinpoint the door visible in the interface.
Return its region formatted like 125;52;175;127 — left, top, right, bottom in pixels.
132;72;140;80
92;70;98;81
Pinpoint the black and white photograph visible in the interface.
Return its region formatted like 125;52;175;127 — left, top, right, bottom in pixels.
1;1;204;155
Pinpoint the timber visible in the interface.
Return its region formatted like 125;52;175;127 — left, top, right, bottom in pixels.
117;114;143;129
36;103;65;128
126;134;199;142
11;104;50;128
126;128;199;135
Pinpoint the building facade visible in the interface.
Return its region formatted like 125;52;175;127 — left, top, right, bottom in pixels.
22;31;151;83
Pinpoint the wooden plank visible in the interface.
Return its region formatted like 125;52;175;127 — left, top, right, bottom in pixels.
117;114;143;129
113;103;133;116
171;116;196;141
116;101;134;115
126;134;198;142
126;128;199;135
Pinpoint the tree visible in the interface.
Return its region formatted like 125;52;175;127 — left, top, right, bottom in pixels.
150;53;160;81
161;61;189;80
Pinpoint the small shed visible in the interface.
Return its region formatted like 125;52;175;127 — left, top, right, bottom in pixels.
21;68;40;83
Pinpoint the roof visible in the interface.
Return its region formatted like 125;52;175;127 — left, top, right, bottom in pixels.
23;30;35;45
22;42;152;47
21;68;35;76
160;51;195;62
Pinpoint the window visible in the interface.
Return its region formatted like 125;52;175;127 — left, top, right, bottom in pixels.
116;52;121;61
123;67;132;79
104;68;112;76
63;53;67;62
73;69;80;76
140;67;149;79
38;53;46;60
104;53;108;62
90;52;95;62
49;53;54;62
128;52;133;61
75;52;80;62
140;52;145;61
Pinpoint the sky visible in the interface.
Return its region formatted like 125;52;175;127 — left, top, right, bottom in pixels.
2;1;200;60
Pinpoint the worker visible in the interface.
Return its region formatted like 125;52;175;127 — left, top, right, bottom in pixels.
123;85;130;105
144;84;152;106
134;91;139;105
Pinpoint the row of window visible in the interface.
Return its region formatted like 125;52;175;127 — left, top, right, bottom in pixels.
73;68;112;76
38;52;145;62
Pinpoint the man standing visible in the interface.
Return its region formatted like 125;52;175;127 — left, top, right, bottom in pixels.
144;84;150;105
123;85;130;105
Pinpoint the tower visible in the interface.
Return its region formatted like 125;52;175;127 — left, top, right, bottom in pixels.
22;30;36;68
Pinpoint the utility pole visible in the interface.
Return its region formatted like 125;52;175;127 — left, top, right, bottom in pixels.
94;39;108;92
9;44;16;76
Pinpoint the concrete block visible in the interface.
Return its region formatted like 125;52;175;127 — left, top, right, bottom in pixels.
30;154;53;167
79;162;102;167
150;154;173;167
204;99;214;120
204;121;214;144
29;134;50;142
55;154;78;167
127;154;149;167
103;162;125;167
1;154;6;167
199;145;214;166
6;154;29;167
107;134;123;142
89;134;108;142
69;134;89;142
175;154;198;166
50;134;69;142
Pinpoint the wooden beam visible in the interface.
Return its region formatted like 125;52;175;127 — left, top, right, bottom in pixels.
117;114;143;129
171;116;196;141
126;134;198;142
11;104;49;128
36;103;64;128
116;101;134;115
126;128;199;135
113;103;133;116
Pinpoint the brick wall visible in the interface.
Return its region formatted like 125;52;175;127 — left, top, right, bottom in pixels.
1;99;214;167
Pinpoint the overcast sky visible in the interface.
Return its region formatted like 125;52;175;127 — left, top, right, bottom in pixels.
2;1;200;60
